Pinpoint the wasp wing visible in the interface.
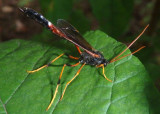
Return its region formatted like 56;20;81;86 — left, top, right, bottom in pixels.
57;19;95;53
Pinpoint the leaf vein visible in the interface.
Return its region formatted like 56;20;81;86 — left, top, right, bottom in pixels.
5;46;51;104
0;41;21;60
0;97;8;114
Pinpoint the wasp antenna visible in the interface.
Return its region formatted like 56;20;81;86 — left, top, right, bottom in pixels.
110;24;149;62
110;46;146;63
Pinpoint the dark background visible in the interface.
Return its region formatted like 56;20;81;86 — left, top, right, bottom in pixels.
0;0;159;91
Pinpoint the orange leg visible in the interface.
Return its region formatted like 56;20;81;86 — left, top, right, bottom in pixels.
66;45;81;60
102;65;112;82
46;64;66;111
68;55;80;60
46;62;80;111
67;62;80;67
60;63;85;101
27;53;64;73
65;53;80;60
96;64;112;82
75;45;82;54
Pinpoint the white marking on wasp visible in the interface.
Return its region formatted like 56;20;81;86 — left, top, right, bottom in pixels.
48;21;52;26
40;15;44;19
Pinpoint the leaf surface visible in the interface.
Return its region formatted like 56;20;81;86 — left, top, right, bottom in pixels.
0;31;159;114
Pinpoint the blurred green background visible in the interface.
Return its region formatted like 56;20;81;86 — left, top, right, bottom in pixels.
0;0;159;91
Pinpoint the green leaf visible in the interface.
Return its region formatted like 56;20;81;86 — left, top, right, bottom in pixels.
0;98;7;114
89;0;134;37
0;31;160;113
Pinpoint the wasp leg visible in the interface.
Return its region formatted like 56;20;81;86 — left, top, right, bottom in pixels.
60;63;85;101
75;45;82;54
65;53;80;60
102;65;112;82
27;53;64;73
97;64;112;82
46;62;80;111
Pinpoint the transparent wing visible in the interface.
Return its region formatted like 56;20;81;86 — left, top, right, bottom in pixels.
57;19;95;52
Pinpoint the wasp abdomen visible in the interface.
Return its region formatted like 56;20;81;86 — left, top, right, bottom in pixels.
20;7;51;29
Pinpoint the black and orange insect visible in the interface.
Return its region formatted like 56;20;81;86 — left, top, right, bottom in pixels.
20;7;149;111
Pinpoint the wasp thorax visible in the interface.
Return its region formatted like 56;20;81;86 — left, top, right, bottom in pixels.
80;51;109;66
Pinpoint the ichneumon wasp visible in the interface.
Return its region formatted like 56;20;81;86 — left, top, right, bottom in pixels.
20;7;148;111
